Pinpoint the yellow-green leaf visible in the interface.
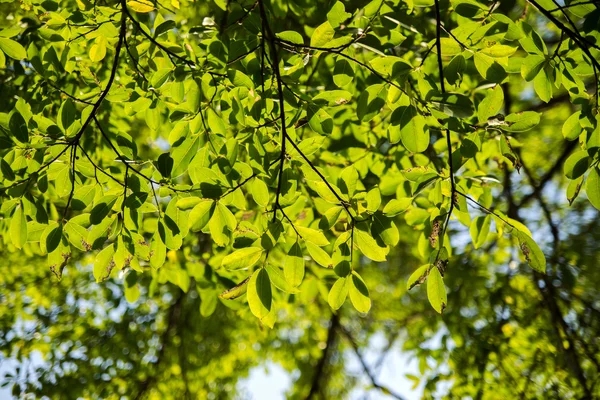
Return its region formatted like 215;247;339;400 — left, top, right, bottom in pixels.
247;268;272;320
328;277;349;310
349;273;371;313
10;205;27;249
221;247;263;270
586;167;600;211
127;0;155;13
427;266;447;314
284;242;304;287
89;36;107;62
516;231;546;273
296;226;330;246
407;264;430;290
94;244;115;282
353;227;388;262
0;37;26;60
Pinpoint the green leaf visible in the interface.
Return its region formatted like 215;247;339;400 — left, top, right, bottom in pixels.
427;266;447;314
284;242;304;287
10;205;27;249
64;219;90;251
40;223;62;254
473;52;507;83
383;198;412;217
452;0;486;17
327;1;351;27
562;111;582;141
219;277;250;300
206;107;226;135
250;178;269;207
296;226;329;246
176;197;202;210
469;215;491;249
189;200;214;232
150;231;167;268
369;57;412;80
533;67;552;103
372;213;399;246
9;111;28;143
586;167;600;210
320;206;343;230
94;244;115;282
333;57;354;87
366;187;381;212
563;151;590;180
328;277;349;310
151;68;172;88
48;236;70;281
503;112;541;132
310;21;335;47
519;22;547;55
158;217;182;250
221;247;263;270
515;231;546;273
480;44;518;58
128;0;155;13
312;90;353;106
306;241;333;268
339;166;358;198
389;106;428;153
277;31;304;45
227;70;254;89
89;36;107;62
430;93;474;118
124;272;141;303
357;84;387;122
445;54;466;85
199;289;218;317
353;227;388;262
520;55;546;81
307;104;333;136
171;134;200;178
265;264;301;294
247;268;272;320
430;37;462;57
59;98;77;133
477;85;504;124
209;202;236;247
124;192;148;209
90;195;118;225
567;176;584;205
0;37;26;60
407;264;430;290
349;272;371;313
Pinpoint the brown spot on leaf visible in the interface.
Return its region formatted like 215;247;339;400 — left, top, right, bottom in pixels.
520;242;531;263
429;220;440;247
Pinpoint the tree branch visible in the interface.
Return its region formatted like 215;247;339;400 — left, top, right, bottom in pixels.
338;324;407;400
305;312;339;400
134;289;185;400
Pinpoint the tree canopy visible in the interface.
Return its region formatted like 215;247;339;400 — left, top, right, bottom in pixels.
0;0;599;398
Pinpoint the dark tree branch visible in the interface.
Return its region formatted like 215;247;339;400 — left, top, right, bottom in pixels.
257;0;288;222
434;0;456;260
305;313;339;400
134;289;185;400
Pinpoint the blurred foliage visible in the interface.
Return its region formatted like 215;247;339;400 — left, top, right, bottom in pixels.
0;0;599;398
